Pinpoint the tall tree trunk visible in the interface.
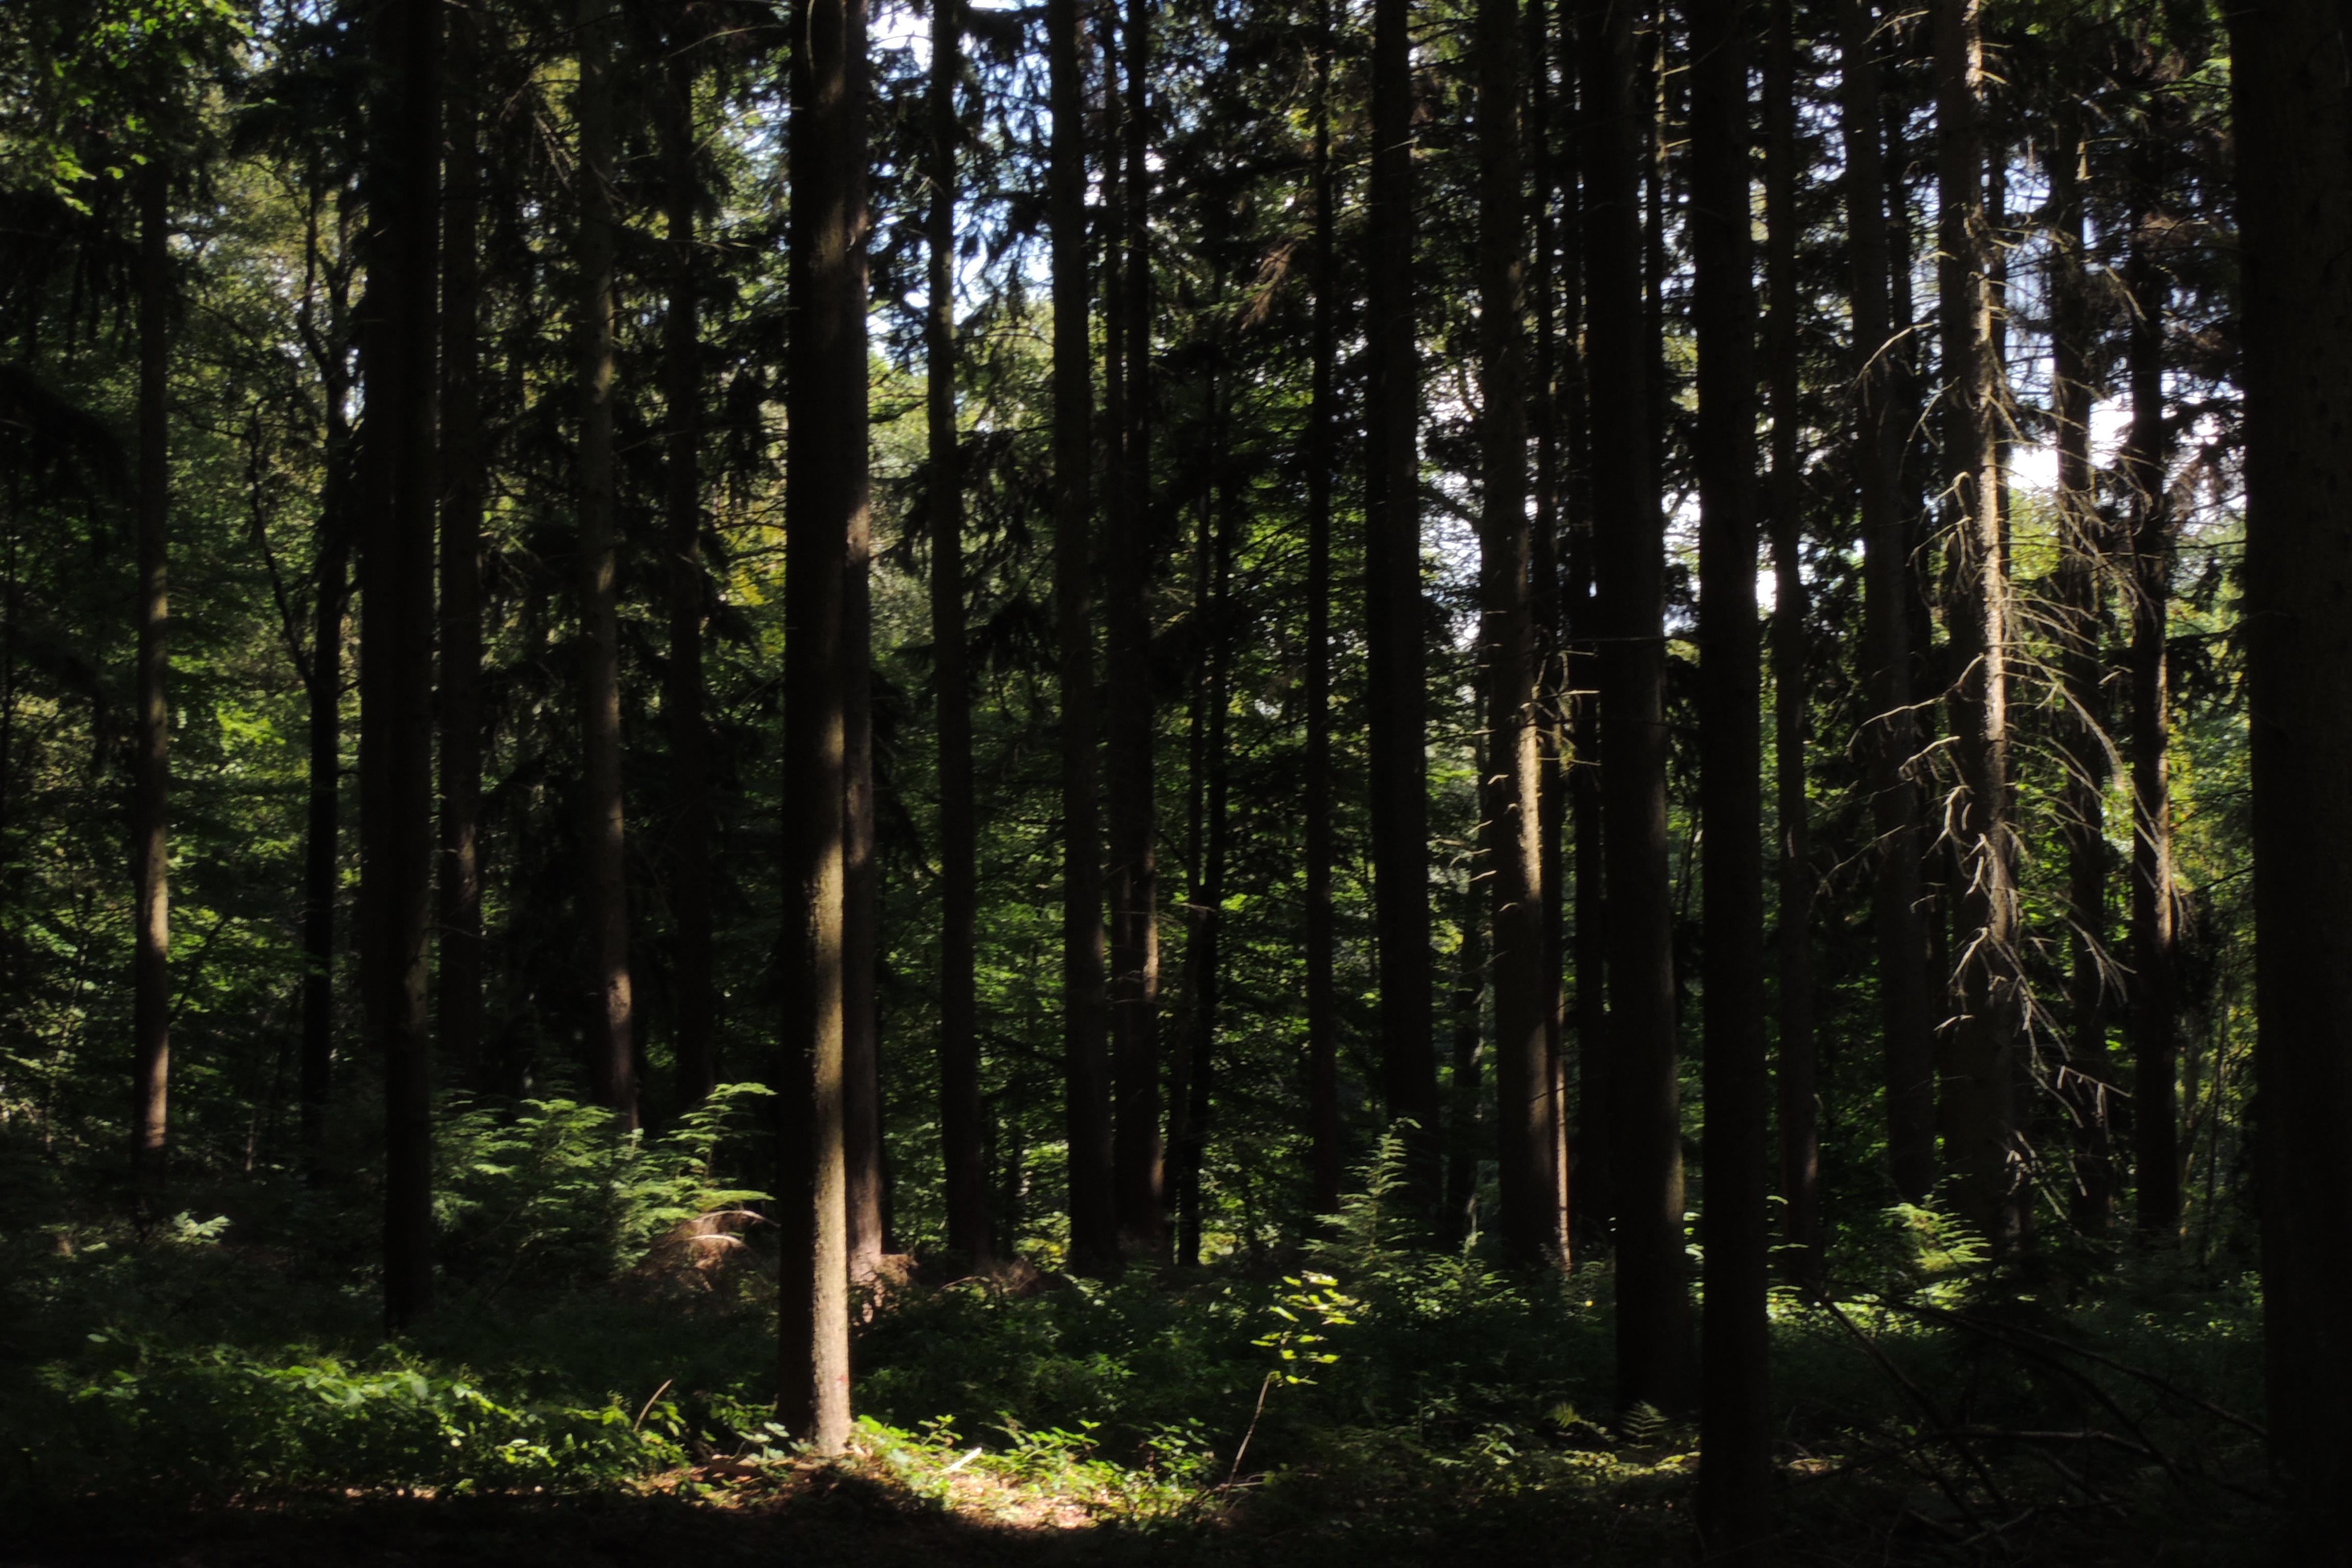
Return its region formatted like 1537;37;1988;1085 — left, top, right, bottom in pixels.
439;0;486;1096
843;415;886;1276
927;0;988;1266
1048;0;1116;1277
1837;0;1936;1206
1762;0;1819;1287
2122;192;2179;1241
575;0;635;1131
2230;0;2352;1535
1690;0;1770;1548
1303;0;1342;1218
664;34;717;1111
1581;0;1692;1413
359;0;441;1333
1477;0;1559;1271
1175;448;1235;1267
1366;0;1441;1208
130;157;170;1202
2047;114;2115;1231
1107;0;1163;1258
778;0;866;1452
1931;0;2021;1248
1446;855;1488;1242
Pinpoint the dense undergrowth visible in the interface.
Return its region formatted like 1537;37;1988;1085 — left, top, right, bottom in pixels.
0;1110;2283;1564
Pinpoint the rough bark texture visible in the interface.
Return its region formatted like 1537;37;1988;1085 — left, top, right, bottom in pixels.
1689;0;1771;1548
1763;0;1819;1287
438;1;485;1096
778;0;866;1453
2231;0;2352;1536
358;0;440;1333
1931;0;2022;1250
575;0;636;1131
926;0;988;1266
1837;0;1935;1206
131;157;171;1201
843;403;886;1277
1303;0;1341;1219
1476;0;1559;1271
1048;0;1116;1277
1581;0;1692;1413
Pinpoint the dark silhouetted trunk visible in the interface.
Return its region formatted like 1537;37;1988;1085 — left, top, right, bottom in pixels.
575;0;635;1130
1446;861;1487;1242
1582;0;1692;1413
1048;0;1116;1276
358;0;441;1332
131;158;170;1201
778;0;866;1451
439;1;485;1096
2231;0;2352;1535
1303;0;1342;1218
927;0;988;1266
843;404;885;1278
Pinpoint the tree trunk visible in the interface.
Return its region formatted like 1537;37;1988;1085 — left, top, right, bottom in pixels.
130;156;170;1202
575;0;635;1131
1106;0;1163;1259
1690;0;1770;1546
1048;0;1116;1277
439;0;486;1097
2230;0;2352;1535
843;428;886;1277
1837;0;1936;1207
1477;0;1559;1271
2046;113;2115;1231
1931;0;2021;1249
1175;452;1236;1267
1762;0;1819;1288
927;0;988;1267
2122;192;2179;1242
663;35;717;1111
1581;0;1692;1414
1446;857;1488;1243
1366;0;1441;1209
778;0;865;1452
358;0;440;1333
1303;0;1342;1218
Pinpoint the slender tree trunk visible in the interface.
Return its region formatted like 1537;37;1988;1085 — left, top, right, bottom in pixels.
1690;0;1770;1548
1303;0;1342;1218
1177;457;1236;1267
1048;0;1116;1276
1931;0;2021;1248
575;0;635;1130
843;422;886;1277
927;0;988;1266
1367;0;1441;1208
2047;115;2115;1231
1582;0;1692;1414
1477;0;1559;1271
358;0;441;1333
1106;0;1163;1258
1837;0;1936;1206
778;0;866;1452
1762;0;1819;1288
1446;858;1488;1242
2230;0;2352;1536
2123;194;2179;1242
130;157;170;1202
664;36;717;1111
439;0;486;1096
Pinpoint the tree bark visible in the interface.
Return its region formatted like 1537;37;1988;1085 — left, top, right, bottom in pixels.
926;0;988;1266
1690;0;1770;1546
1446;856;1488;1243
1581;0;1692;1413
2230;0;2352;1535
1931;0;2021;1250
663;32;717;1111
1175;446;1236;1267
1048;0;1116;1277
1366;0;1441;1209
1106;0;1163;1258
843;413;886;1276
1303;0;1342;1218
439;0;486;1097
1477;0;1560;1271
1837;0;1936;1207
1762;0;1819;1288
358;0;440;1333
130;157;170;1202
778;0;866;1452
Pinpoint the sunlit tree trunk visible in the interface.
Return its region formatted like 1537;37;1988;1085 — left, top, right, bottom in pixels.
130;157;171;1203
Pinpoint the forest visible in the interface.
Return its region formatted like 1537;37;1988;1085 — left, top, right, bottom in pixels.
2;0;2348;1560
